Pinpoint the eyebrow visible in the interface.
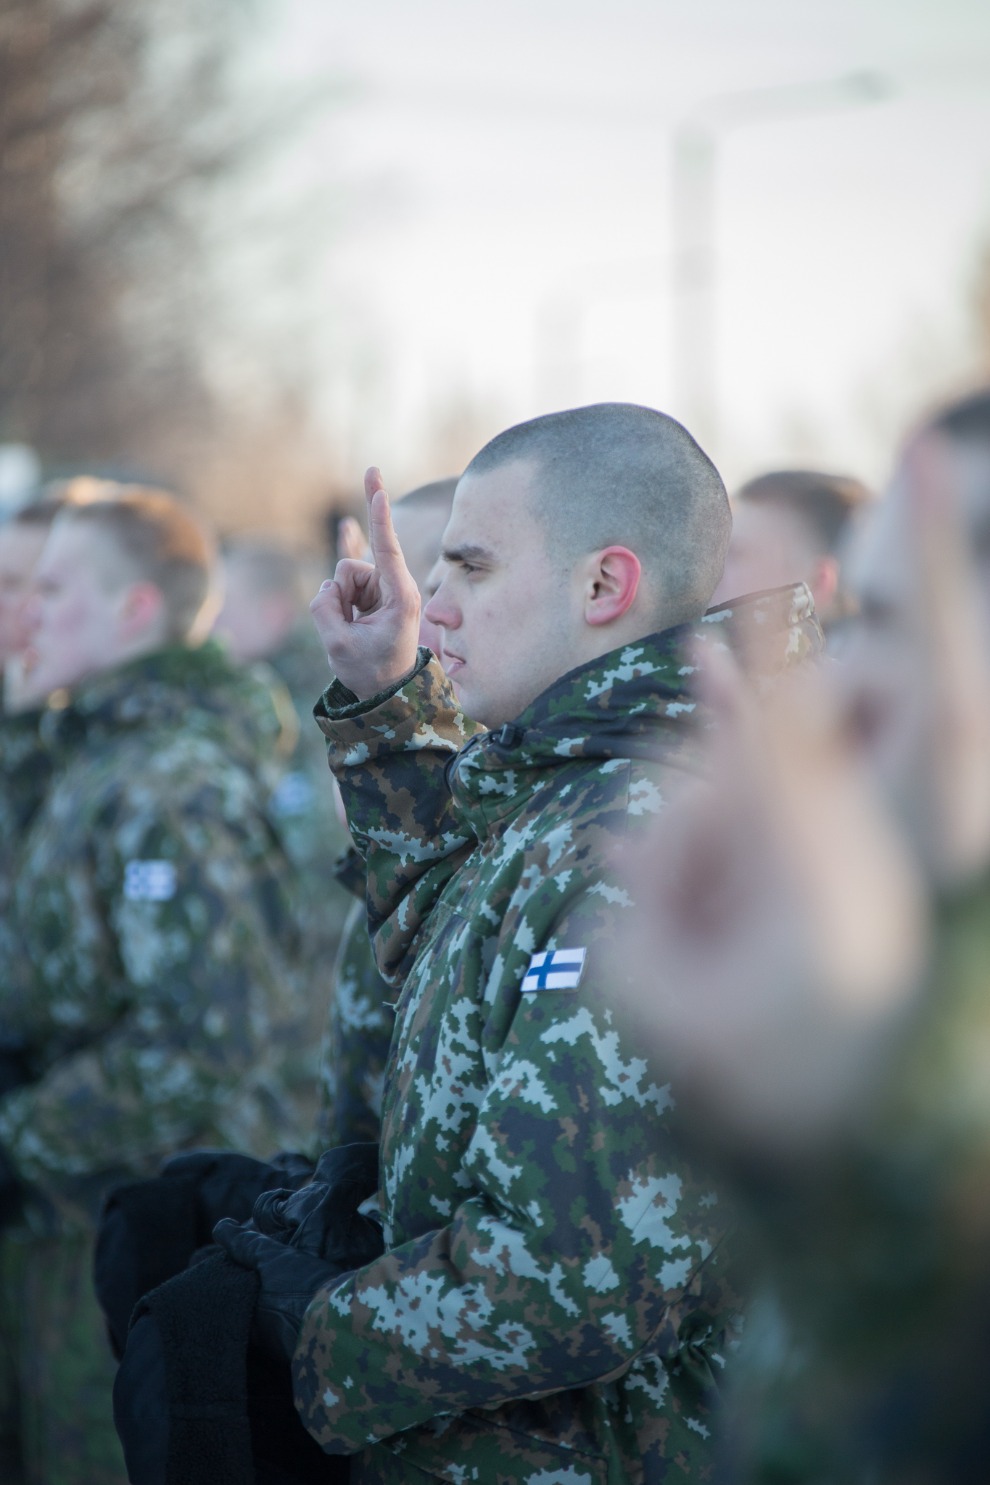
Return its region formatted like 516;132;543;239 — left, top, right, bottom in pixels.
440;542;494;566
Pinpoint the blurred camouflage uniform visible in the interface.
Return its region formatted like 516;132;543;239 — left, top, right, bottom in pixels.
251;623;358;1101
0;639;316;1484
0;708;51;840
0;708;51;1483
316;850;396;1148
291;587;821;1485
0;709;51;1097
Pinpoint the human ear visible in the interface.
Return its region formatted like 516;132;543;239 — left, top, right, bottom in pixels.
584;546;641;627
120;580;166;638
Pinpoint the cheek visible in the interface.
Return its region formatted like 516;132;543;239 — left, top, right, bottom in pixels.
43;595;91;647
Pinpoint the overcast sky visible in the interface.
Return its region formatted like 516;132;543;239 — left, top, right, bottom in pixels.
237;0;990;493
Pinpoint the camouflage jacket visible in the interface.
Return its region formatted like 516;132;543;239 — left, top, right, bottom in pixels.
257;627;356;1036
0;641;316;1223
262;623;354;881
296;615;788;1485
0;706;51;841
316;849;396;1148
0;709;52;1092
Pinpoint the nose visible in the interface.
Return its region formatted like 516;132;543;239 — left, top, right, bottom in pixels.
423;575;458;632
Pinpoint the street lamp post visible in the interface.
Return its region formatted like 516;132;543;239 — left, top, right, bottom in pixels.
671;71;890;452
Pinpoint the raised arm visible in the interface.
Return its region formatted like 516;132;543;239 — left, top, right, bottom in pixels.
310;468;422;699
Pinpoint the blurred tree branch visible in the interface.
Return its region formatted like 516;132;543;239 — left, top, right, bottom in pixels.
0;0;336;495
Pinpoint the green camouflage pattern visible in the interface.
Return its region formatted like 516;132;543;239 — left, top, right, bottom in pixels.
0;640;318;1223
0;710;51;1091
0;708;51;839
294;589;820;1484
310;586;820;1163
700;581;825;687
259;623;355;930
254;625;359;1104
316;853;396;1148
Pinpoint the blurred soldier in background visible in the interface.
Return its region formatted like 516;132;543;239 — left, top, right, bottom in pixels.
0;493;100;1103
317;476;458;1148
615;385;990;1485
0;488;315;1484
0;501;67;853
213;535;354;1102
712;468;873;635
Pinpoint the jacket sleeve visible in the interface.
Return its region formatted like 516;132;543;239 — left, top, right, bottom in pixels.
291;885;739;1455
0;765;311;1205
314;649;485;985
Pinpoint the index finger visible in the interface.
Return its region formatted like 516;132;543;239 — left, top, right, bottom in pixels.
363;467;411;584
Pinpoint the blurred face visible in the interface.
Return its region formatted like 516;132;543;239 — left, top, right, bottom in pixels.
214;561;288;663
24;521;130;695
0;523;49;665
712;500;820;608
423;460;580;728
840;432;990;813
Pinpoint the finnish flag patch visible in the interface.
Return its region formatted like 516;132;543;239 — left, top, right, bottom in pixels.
521;947;587;993
123;860;178;902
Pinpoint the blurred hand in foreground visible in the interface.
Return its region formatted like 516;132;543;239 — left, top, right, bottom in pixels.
617;641;929;1157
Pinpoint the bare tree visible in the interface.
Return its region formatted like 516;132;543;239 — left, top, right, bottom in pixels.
0;0;330;499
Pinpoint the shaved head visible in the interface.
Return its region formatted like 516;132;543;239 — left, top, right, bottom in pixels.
464;402;731;629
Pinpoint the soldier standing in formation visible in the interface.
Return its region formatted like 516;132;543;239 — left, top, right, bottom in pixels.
197;402;755;1482
0;488;315;1483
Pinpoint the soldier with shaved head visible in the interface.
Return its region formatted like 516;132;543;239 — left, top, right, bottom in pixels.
118;404;822;1483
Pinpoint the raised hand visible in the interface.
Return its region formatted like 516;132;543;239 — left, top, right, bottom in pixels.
615;643;927;1156
310;468;422;699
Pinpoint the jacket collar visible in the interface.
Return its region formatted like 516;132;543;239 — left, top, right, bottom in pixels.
447;582;823;826
39;640;284;772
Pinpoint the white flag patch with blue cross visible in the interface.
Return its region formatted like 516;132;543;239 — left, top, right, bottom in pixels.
522;947;587;993
123;860;177;902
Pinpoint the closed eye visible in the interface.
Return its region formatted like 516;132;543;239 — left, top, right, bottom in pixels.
440;542;492;577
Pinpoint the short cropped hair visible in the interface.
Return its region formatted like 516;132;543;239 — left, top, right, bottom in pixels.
55;489;215;643
464;403;730;628
734;469;873;555
394;477;460;512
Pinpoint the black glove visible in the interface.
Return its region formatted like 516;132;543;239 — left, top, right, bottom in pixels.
213;1142;384;1364
213;1204;354;1365
160;1148;316;1244
251;1141;380;1256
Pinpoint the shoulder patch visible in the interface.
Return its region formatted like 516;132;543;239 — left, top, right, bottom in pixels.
123;859;178;902
522;947;587;993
